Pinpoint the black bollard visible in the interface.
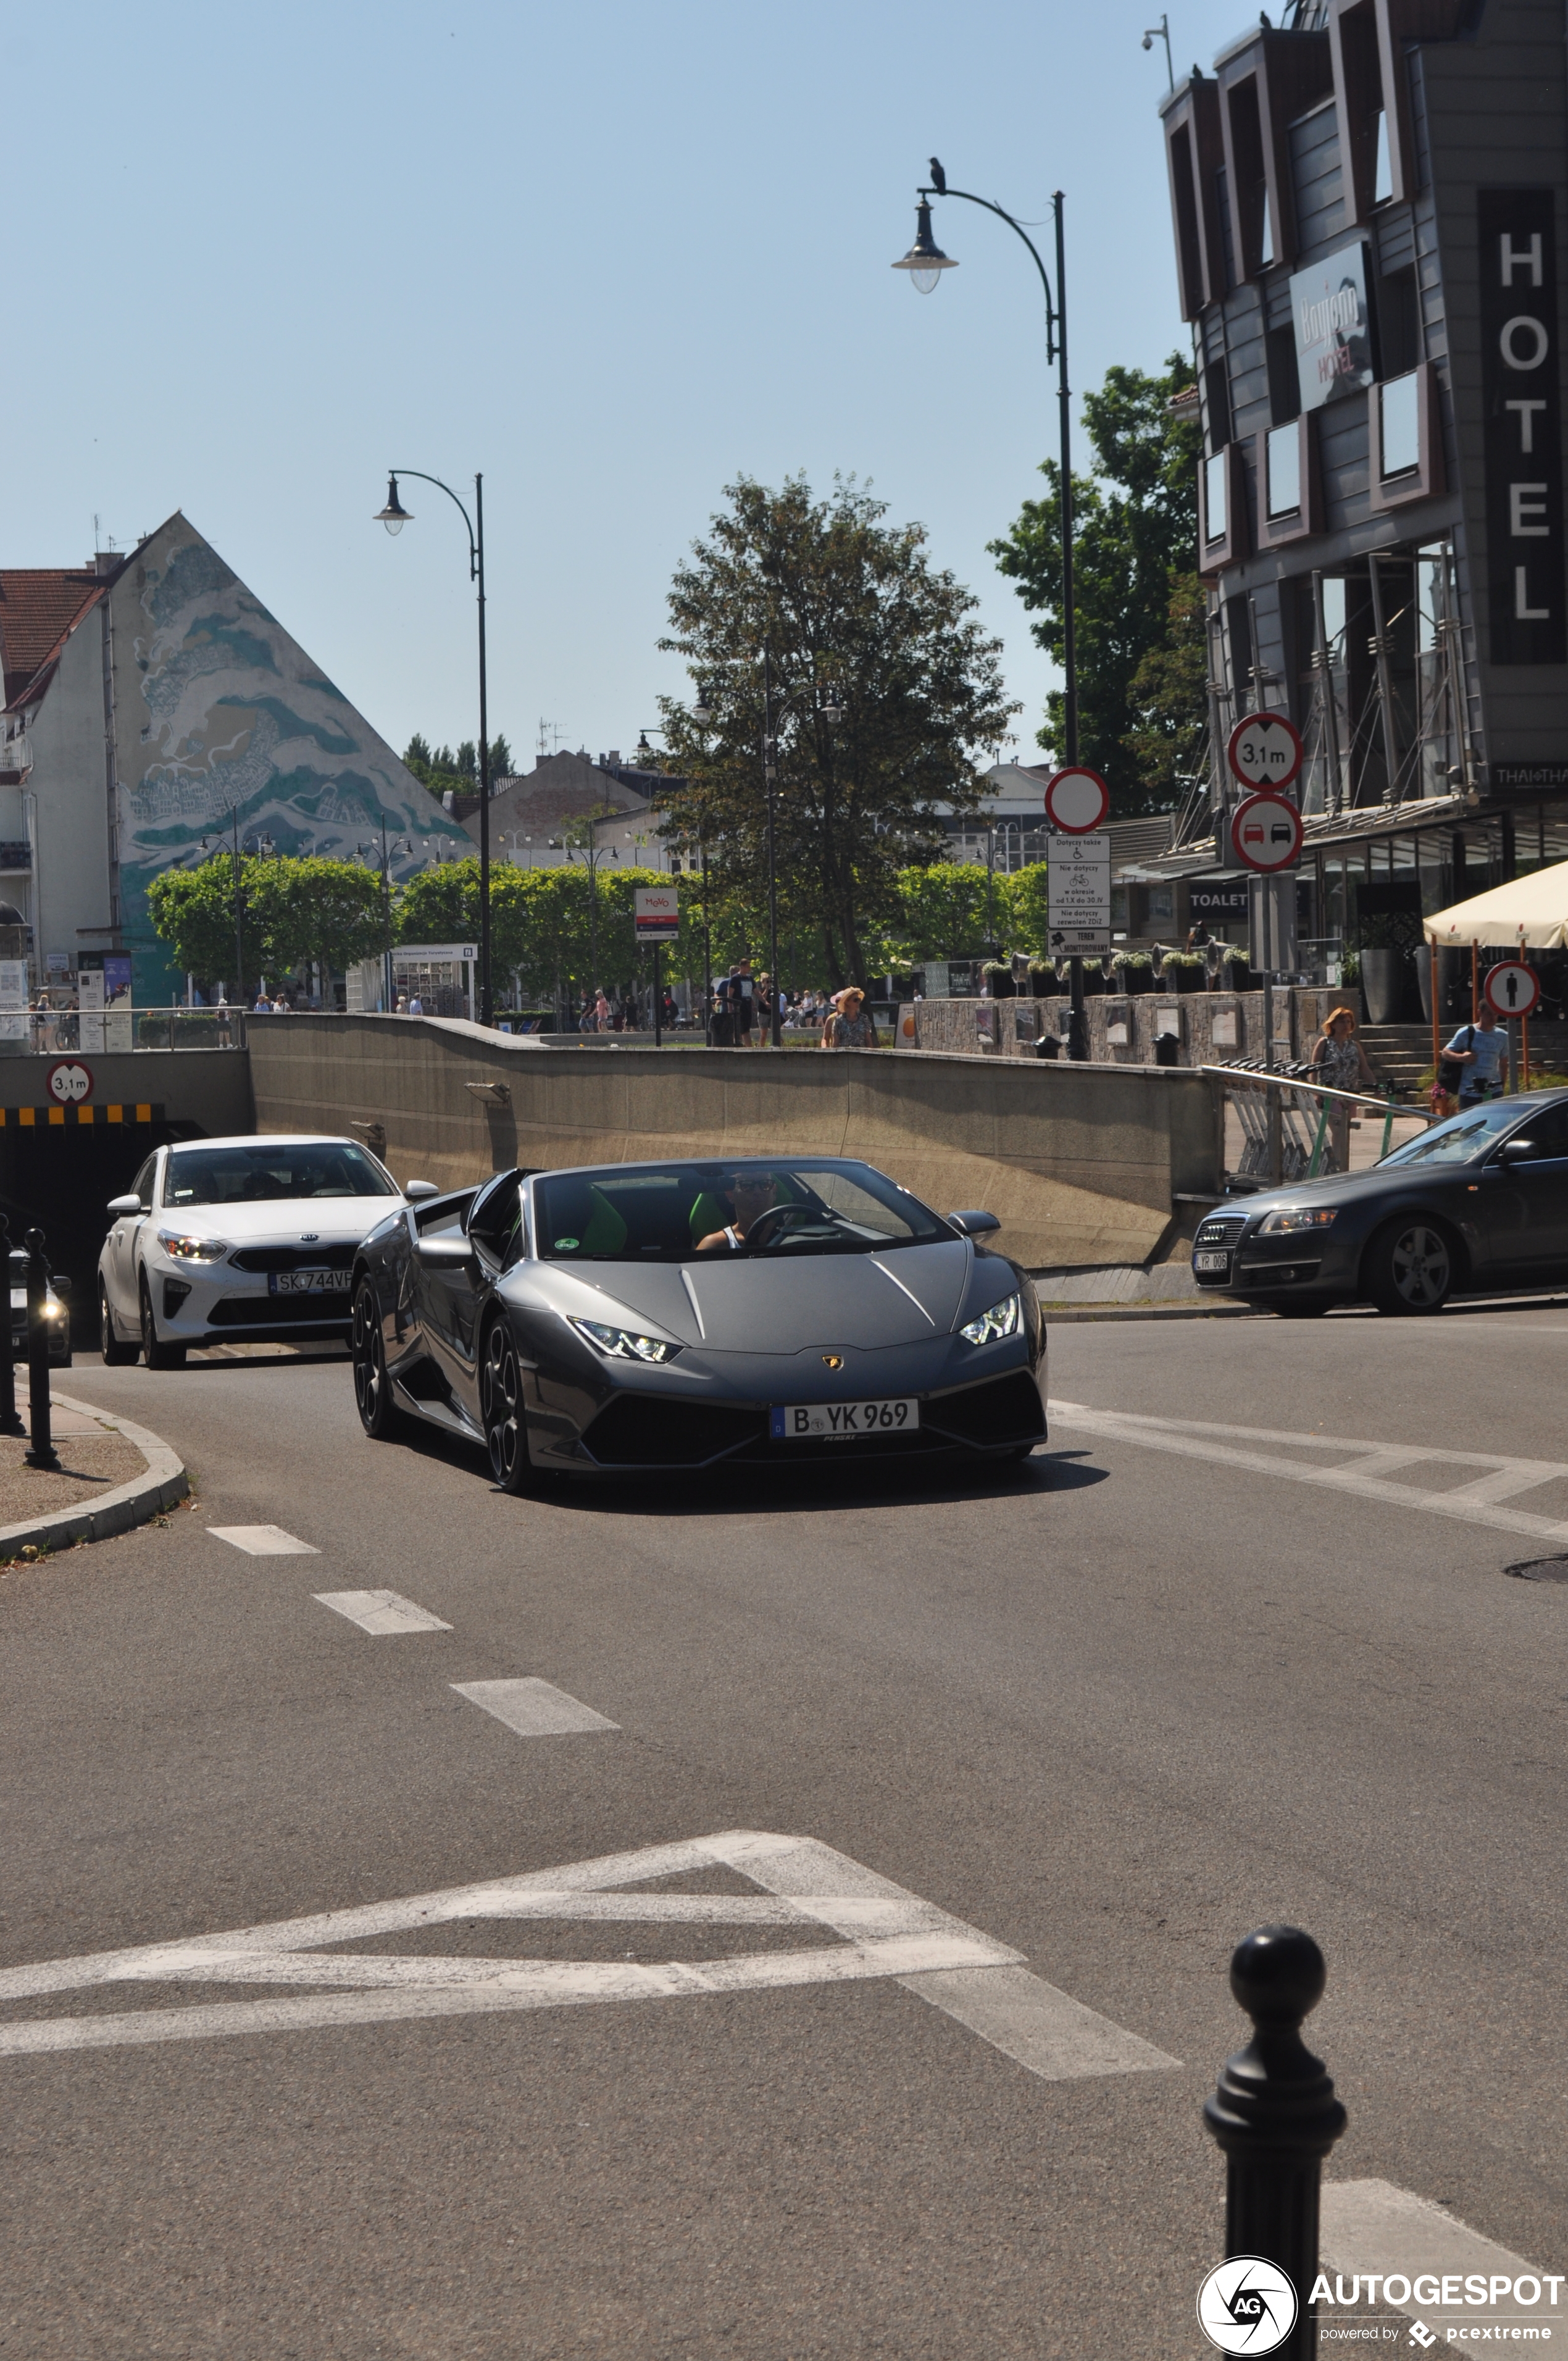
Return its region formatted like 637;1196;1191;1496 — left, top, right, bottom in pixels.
0;1214;22;1437
23;1227;59;1471
1203;1926;1347;2359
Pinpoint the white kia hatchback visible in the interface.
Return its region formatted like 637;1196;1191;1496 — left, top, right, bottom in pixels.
98;1134;422;1368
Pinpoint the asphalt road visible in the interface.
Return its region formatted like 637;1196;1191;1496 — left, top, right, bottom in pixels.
4;1305;1568;2359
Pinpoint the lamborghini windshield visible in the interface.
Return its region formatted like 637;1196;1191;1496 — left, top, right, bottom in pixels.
535;1160;954;1261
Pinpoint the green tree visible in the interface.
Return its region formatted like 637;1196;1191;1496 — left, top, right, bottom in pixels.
402;731;515;800
396;857;710;1011
990;355;1200;816
246;858;386;980
145;856;249;983
656;474;1015;991
1122;571;1209;810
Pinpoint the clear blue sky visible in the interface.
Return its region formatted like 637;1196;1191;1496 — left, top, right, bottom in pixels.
9;0;1251;772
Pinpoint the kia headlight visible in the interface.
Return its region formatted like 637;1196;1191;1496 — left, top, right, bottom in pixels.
569;1318;681;1364
1258;1208;1339;1235
156;1229;230;1263
961;1293;1021;1346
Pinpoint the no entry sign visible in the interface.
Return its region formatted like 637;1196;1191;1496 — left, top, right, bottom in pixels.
1230;793;1303;874
1043;766;1110;834
1483;961;1541;1019
1227;711;1304;792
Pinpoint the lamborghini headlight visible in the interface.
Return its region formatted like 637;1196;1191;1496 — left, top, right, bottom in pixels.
569;1318;681;1363
156;1229;229;1262
1258;1207;1339;1235
961;1292;1021;1346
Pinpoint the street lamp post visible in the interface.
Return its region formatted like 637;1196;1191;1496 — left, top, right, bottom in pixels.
357;821;411;1012
200;814;274;1000
375;470;493;1026
893;170;1088;1062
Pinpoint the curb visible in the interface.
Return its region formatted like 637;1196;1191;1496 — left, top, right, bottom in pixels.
0;1393;188;1559
1044;1300;1264;1323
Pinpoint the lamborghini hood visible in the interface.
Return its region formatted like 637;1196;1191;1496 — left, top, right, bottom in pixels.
527;1240;975;1352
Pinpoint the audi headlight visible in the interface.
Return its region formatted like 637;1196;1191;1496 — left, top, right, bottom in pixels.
42;1298;65;1319
1258;1208;1339;1235
961;1292;1020;1346
569;1318;681;1363
156;1229;229;1262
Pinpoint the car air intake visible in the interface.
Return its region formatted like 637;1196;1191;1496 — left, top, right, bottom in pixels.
209;1298;350;1326
583;1395;764;1467
923;1371;1046;1447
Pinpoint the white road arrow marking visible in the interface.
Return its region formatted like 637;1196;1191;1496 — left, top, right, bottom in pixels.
1048;1402;1568;1545
0;1830;1180;2081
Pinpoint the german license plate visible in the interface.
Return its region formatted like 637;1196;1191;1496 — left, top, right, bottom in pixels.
770;1398;919;1440
268;1269;350;1296
1193;1250;1230;1273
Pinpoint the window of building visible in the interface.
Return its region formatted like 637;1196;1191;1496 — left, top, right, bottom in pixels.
1373;111;1393;204
1204;362;1233;453
1204;451;1229;545
1266;327;1301;426
1375;263;1421;378
1216;167;1237;291
1266;424;1302;519
1378;371;1421;478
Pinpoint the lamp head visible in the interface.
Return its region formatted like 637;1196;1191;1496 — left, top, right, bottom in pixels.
375;474;413;535
892;199;957;295
820;698;845;726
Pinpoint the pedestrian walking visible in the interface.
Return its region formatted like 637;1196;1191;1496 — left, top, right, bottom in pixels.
1309;1006;1380;1171
732;959;757;1046
820;987;880;1050
1442;1003;1509;1106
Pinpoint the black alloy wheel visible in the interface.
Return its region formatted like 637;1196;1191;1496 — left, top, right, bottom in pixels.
1366;1219;1454;1315
139;1276;186;1369
352;1278;403;1439
482;1318;532;1494
100;1282;137;1366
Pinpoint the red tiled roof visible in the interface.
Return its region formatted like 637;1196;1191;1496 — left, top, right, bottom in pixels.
0;570;105;708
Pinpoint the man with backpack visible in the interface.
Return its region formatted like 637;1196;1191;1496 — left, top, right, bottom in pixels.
1440;1004;1509;1108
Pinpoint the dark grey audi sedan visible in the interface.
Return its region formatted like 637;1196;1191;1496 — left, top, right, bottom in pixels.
1191;1088;1568;1315
350;1155;1046;1487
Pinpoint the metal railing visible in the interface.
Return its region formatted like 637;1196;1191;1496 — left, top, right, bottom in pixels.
19;1006;250;1054
1203;1062;1433;1189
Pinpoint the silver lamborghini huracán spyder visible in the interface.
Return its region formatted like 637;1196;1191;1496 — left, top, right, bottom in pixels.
349;1156;1047;1488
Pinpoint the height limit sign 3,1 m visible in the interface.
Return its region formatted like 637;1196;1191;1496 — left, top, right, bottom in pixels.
1228;711;1304;793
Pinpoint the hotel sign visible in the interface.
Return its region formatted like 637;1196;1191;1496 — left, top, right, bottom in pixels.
1290;243;1374;412
1480;188;1566;665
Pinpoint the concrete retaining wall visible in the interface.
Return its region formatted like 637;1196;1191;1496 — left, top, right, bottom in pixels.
248;1014;1224;1271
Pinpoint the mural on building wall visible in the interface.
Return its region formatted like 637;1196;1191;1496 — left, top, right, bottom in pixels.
116;512;472;997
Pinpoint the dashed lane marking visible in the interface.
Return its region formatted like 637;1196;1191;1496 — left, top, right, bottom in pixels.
0;1829;1182;2078
1320;2179;1565;2334
1047;1402;1568;1545
207;1525;319;1556
452;1678;619;1736
315;1590;452;1636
